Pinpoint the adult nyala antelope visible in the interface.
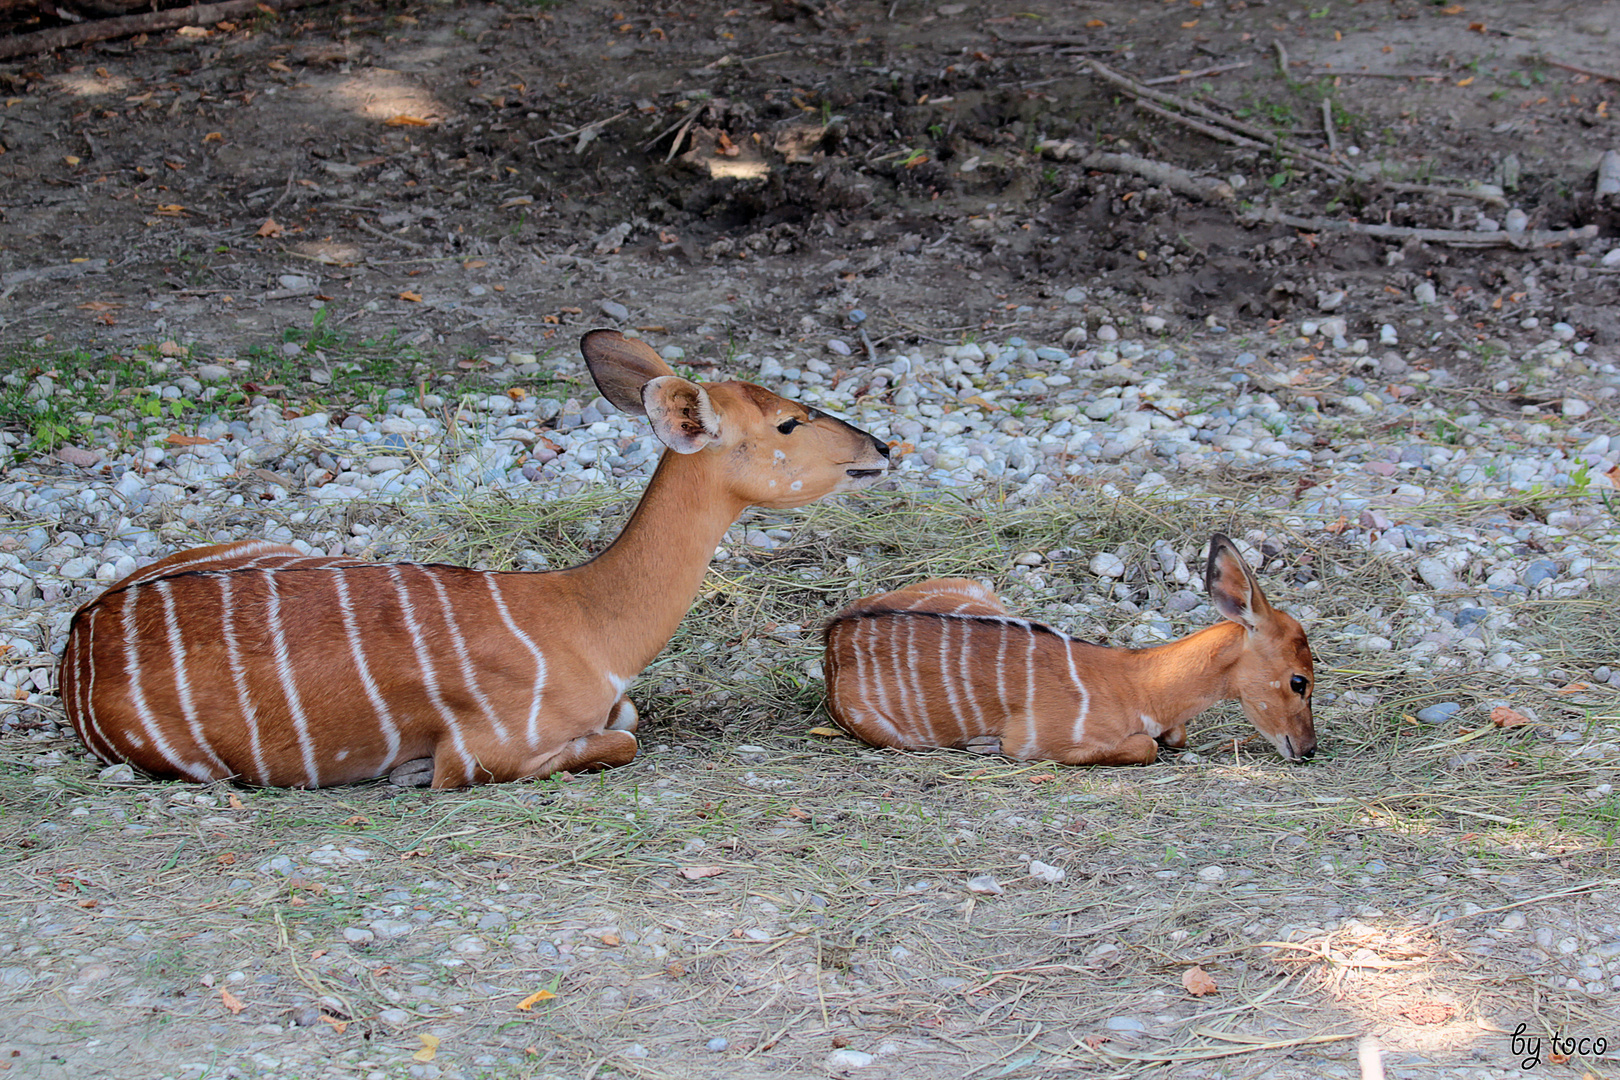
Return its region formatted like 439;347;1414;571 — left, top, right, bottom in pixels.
60;329;891;788
823;535;1316;766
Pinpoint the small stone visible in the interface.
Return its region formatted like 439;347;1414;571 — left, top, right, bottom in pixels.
1416;702;1461;725
1096;325;1119;342
827;1049;874;1069
1143;315;1166;333
1415;557;1459;592
706;1037;729;1053
98;763;137;784
1563;398;1591;418
1105;1016;1146;1033
56;446;100;468
1196;864;1226;883
966;875;1004;895
1090;552;1126;578
1316;289;1346;311
1028;860;1065;884
598;299;630;321
342;927;375;945
1413;281;1437;304
1525;560;1558;587
1013;551;1043;567
826;338;852;356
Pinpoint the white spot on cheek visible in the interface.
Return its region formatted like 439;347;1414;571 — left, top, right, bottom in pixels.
790;480;804;492
1268;680;1280;689
773;450;786;464
768;479;777;488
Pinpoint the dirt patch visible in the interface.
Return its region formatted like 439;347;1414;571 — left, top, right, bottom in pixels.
2;0;1618;363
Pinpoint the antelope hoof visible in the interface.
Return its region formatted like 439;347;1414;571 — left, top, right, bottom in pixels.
962;735;1003;755
388;758;435;787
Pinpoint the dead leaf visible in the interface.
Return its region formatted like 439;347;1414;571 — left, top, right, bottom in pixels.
399;290;423;303
1400;1001;1456;1025
412;1034;439;1062
176;25;212;37
679;866;726;880
267;59;292;72
506;387;527;401
77;300;123;312
599;932;620;946
385;115;433;127
319;1014;348;1034
1182;966;1218;997
216;852;237;865
256;218;284;238
342;814;371;827
1027;773;1057;785
64;154;81;166
166;433;213;446
221;987;246;1014
463;259;488;269
1491;706;1533;728
787;807;811;820
516;988;556;1011
807;725;845;738
1083;1033;1109;1049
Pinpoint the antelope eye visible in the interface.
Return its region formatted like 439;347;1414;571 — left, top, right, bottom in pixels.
1290;675;1309;696
776;418;803;434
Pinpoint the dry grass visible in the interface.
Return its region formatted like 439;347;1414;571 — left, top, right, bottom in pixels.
2;480;1618;1078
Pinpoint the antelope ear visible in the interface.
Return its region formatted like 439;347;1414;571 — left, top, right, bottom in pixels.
1205;533;1273;633
643;375;720;454
581;329;675;416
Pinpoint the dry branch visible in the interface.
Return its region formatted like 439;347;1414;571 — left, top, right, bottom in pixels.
1087;59;1514;205
1038;140;1235;203
0;0;329;60
1244;208;1600;250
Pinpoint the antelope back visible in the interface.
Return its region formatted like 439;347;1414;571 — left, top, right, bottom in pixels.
823;580;1087;756
62;544;557;787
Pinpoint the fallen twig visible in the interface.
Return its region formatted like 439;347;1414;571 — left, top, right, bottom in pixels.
1245;208;1600;250
1089;60;1517;205
1305;69;1447;80
354;219;428;252
1142;61;1251;86
1542;58;1620;84
1133;100;1270;151
0;0;330;60
531;110;630;148
1321;98;1338;159
1038;141;1235;203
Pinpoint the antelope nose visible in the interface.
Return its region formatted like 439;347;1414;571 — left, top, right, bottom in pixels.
872;436;891;458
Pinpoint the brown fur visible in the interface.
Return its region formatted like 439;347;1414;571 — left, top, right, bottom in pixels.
822;535;1316;766
60;331;891;789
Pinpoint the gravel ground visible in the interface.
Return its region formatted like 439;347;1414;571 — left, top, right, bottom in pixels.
3;304;1619;1078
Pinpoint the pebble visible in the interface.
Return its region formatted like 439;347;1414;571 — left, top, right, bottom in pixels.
827;1049;875;1068
598;299;630;321
1090;553;1126;578
1416;702;1462;725
967;875;1004;895
1028;860;1066;884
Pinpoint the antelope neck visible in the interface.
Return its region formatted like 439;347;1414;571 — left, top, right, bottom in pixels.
1077;620;1244;731
548;447;744;676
